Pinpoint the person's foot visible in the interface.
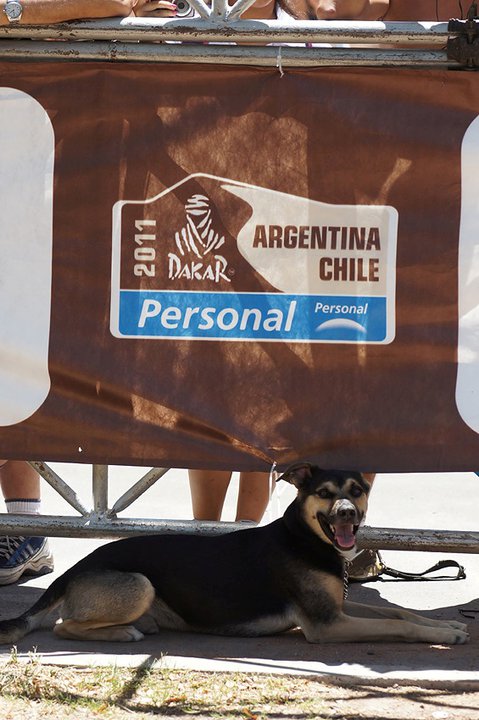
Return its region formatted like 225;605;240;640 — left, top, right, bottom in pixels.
0;536;54;585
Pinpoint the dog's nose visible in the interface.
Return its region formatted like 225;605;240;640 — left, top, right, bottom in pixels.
335;501;357;522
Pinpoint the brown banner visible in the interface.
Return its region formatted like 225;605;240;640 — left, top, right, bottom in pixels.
1;61;479;472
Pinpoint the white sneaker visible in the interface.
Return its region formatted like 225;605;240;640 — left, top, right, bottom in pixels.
0;536;54;585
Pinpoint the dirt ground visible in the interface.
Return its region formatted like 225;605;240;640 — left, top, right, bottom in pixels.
1;663;479;720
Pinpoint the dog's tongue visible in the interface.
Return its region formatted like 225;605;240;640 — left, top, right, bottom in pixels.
334;523;356;549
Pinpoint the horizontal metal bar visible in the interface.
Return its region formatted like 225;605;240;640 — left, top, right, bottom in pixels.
29;461;89;517
358;526;479;554
0;513;255;538
0;511;477;553
110;467;170;516
0;19;452;45
0;40;450;67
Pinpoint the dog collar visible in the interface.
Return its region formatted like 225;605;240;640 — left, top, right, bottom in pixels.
338;547;358;562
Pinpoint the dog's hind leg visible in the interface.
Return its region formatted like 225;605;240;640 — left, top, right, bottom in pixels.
55;620;145;642
54;570;155;642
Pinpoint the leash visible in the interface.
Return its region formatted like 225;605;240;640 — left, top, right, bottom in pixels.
459;608;479;619
344;554;465;600
348;550;466;584
378;558;466;582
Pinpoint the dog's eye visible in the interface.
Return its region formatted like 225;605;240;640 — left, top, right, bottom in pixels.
350;485;363;498
316;488;333;499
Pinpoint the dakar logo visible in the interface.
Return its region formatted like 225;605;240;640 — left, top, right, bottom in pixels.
167;194;231;283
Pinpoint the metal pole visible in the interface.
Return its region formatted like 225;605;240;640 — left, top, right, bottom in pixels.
211;0;227;18
0;513;477;551
0;40;449;67
184;0;211;17
29;461;89;517
0;513;254;538
110;467;170;516
0;19;452;46
358;526;479;554
227;0;258;20
92;464;109;514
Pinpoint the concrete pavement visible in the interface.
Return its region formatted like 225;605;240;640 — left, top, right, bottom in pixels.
0;466;478;680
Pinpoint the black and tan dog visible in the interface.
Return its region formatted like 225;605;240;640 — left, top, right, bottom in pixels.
0;464;469;645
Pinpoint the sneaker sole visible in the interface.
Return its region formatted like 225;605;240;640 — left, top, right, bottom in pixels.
0;552;54;586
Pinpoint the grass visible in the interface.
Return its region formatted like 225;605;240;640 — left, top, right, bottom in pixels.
0;648;326;719
2;648;479;719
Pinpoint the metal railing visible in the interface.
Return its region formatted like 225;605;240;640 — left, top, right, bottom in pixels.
0;10;465;68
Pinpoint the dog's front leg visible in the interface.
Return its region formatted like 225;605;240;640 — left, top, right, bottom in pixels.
300;613;469;644
344;601;467;632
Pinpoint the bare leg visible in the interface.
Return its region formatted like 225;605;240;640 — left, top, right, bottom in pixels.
188;470;232;521
0;460;53;586
236;472;272;523
0;461;40;501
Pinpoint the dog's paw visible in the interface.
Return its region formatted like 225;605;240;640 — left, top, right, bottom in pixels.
440;620;468;633
109;625;145;642
124;626;145;642
430;619;468;633
438;627;469;645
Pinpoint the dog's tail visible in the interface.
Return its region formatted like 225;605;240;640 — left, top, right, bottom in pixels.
0;573;69;644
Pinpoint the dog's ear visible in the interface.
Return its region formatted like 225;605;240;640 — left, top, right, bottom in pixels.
277;462;313;488
362;472;376;486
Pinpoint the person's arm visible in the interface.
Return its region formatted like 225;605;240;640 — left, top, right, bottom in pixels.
0;0;137;25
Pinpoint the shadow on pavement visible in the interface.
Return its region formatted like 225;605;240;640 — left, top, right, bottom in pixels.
0;582;478;679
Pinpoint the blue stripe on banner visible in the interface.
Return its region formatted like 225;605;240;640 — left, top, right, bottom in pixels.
117;291;388;343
